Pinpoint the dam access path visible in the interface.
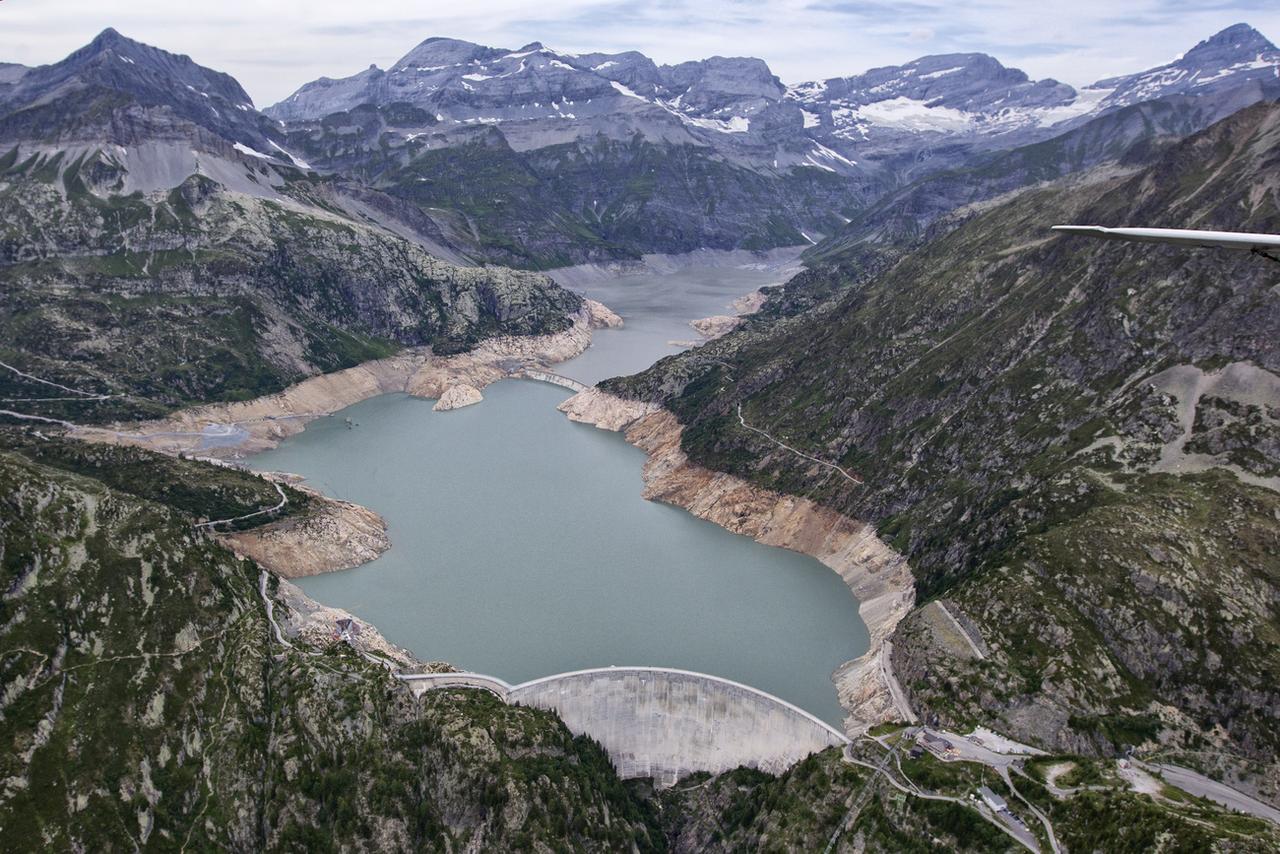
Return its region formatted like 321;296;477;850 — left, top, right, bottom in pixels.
401;667;850;787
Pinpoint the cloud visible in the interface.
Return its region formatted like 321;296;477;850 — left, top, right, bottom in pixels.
0;1;1275;105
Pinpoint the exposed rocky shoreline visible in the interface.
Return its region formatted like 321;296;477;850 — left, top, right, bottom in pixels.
74;299;618;460
71;288;911;734
546;246;805;291
559;388;916;735
70;299;618;577
217;480;391;577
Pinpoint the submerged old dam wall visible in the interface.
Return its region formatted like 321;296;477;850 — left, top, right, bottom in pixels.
401;667;849;787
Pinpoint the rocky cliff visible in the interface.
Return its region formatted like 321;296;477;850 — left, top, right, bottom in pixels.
262;26;1280;266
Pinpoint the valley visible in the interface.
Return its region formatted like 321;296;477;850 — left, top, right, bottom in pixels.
1;15;1278;851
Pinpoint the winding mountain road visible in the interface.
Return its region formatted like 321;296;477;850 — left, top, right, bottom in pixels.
194;481;289;530
736;403;862;485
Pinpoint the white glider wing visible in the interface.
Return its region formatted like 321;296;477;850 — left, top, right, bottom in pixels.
1052;225;1280;253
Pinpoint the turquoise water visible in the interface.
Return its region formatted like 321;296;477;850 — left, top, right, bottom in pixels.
553;258;800;385
250;258;868;726
252;383;867;726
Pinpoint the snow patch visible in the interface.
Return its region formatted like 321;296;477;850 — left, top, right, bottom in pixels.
684;114;750;134
808;142;857;168
233;141;271;160
268;140;311;170
854;97;974;132
802;110;821;128
610;81;646;101
919;66;964;80
1195;55;1277;85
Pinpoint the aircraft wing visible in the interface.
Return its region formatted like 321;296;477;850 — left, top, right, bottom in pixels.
1052;225;1280;252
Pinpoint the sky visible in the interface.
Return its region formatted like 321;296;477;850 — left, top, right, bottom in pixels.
2;1;1278;107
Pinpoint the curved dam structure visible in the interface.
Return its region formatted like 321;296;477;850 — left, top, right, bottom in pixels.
401;667;849;787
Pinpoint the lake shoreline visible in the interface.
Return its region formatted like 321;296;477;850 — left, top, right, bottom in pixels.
75;299;619;461
70;300;618;577
546;245;805;291
68;258;896;732
559;388;917;736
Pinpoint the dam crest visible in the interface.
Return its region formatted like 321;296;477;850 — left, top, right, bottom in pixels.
401;666;850;787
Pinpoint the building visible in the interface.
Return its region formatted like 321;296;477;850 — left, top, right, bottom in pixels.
978;785;1009;813
919;731;956;756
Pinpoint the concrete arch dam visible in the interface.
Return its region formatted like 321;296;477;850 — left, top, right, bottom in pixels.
400;667;849;787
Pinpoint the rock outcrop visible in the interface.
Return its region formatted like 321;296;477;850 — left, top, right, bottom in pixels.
690;315;742;340
584;298;624;329
433;384;483;411
217;483;390;577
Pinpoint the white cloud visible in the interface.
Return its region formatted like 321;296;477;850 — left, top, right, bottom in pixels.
0;1;1276;106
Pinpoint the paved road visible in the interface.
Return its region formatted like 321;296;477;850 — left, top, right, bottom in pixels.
0;358;114;400
920;726;1019;769
879;641;919;723
1001;766;1062;853
1139;761;1280;826
844;744;1040;852
399;672;513;698
195;481;288;530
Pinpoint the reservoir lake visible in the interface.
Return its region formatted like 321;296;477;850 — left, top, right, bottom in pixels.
250;256;869;726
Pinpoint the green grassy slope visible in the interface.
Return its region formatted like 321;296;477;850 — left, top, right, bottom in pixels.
0;150;582;425
0;449;664;849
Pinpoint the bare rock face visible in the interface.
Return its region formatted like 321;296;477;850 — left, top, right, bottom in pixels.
558;388;657;432
585;298;624;329
689;287;766;340
433;384;483;411
217;487;390;577
690;315;742;340
273;577;423;668
730;289;768;315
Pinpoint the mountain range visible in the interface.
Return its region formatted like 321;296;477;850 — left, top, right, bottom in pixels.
2;19;1280;850
3;24;1276;269
252;24;1280;265
606;95;1280;807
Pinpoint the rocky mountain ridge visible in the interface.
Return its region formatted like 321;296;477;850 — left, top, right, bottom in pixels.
602;99;1280;793
0;28;280;152
258;23;1280;265
0;32;586;426
272;24;1280;169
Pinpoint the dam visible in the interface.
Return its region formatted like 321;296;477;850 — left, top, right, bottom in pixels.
252;253;868;731
260;384;868;727
402;666;850;787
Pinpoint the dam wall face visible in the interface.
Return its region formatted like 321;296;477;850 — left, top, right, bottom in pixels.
507;667;848;787
403;667;848;787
